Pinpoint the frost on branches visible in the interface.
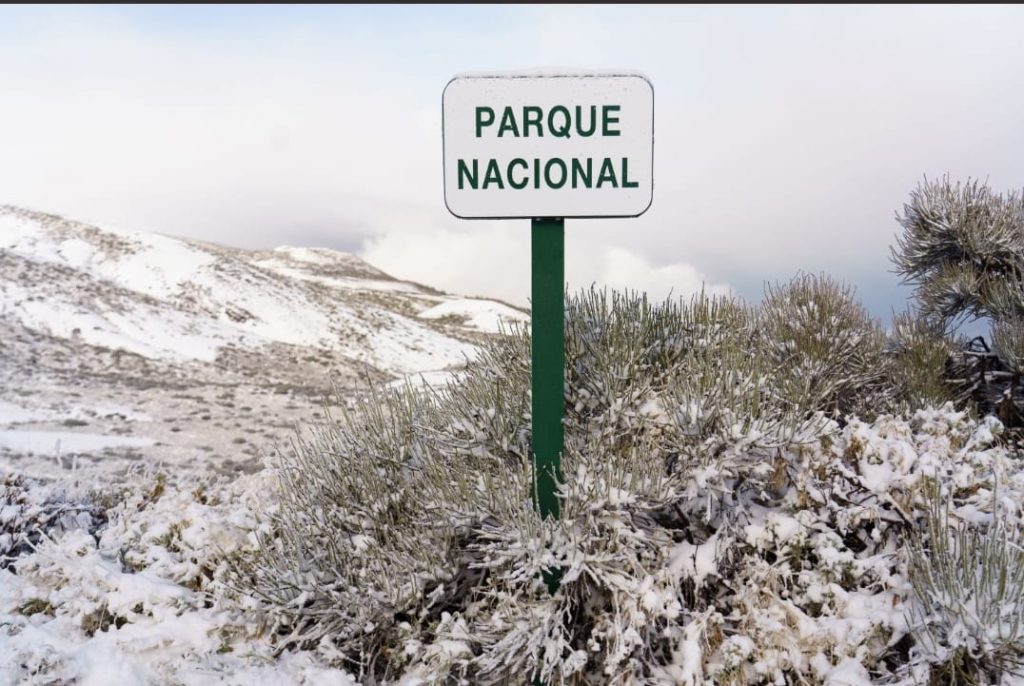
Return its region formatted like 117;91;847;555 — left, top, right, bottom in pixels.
0;471;358;685
892;177;1024;429
1;473;107;568
238;287;1024;685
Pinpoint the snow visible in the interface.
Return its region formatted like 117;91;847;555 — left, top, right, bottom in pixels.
1;210;215;300
256;263;424;293
3;395;1024;683
824;658;874;686
106;232;217;300
669;531;723;589
0;213;61;260
10;295;233;362
271;246;343;266
0;400;58;424
76;403;153;423
0;554;359;686
0;430;154;455
676;618;706;685
0;472;362;685
14;205;1024;682
417;298;528;334
56;238;97;268
1;206;515;375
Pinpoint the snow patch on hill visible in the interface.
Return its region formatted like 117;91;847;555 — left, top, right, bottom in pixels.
0;430;154;457
418;298;528;333
0;206;508;375
0;401;59;425
1;211;216;300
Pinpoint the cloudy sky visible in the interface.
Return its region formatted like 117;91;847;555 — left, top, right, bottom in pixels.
2;5;1023;318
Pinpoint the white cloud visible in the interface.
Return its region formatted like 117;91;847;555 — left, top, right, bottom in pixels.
0;16;444;245
361;224;530;304
362;225;729;308
1;6;1023;318
589;246;731;302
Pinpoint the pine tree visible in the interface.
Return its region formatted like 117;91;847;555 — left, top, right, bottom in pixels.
892;176;1024;427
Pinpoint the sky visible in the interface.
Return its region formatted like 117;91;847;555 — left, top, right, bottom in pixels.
2;5;1023;319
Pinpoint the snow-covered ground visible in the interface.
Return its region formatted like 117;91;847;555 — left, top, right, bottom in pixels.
0;430;153;457
0;471;360;685
0;206;518;683
2;408;1022;684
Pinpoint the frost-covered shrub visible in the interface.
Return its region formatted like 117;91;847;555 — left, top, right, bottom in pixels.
0;471;312;685
893;177;1024;425
759;272;893;419
906;478;1024;684
0;473;106;568
237;289;825;682
98;472;267;592
887;307;960;411
892;178;1024;327
239;289;1024;684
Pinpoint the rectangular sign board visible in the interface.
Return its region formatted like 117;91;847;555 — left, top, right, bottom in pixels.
442;70;654;219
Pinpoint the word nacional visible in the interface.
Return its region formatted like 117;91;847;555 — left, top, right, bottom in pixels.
456;103;640;191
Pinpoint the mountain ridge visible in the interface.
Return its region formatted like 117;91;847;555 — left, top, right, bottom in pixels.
0;204;526;371
0;205;527;480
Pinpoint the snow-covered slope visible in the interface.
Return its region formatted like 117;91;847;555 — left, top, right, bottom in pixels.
0;205;528;479
0;205;527;375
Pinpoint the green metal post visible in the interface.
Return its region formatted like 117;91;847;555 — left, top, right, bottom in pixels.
531;218;564;549
531;217;564;686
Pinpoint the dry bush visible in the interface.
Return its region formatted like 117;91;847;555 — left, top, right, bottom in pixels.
907;478;1024;684
232;287;1007;684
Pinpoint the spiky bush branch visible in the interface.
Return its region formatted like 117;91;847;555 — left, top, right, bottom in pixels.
893;176;1024;427
907;477;1024;684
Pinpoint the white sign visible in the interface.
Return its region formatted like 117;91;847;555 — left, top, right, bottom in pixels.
442;71;654;219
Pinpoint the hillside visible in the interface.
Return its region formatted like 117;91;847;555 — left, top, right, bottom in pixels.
0;205;527;480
